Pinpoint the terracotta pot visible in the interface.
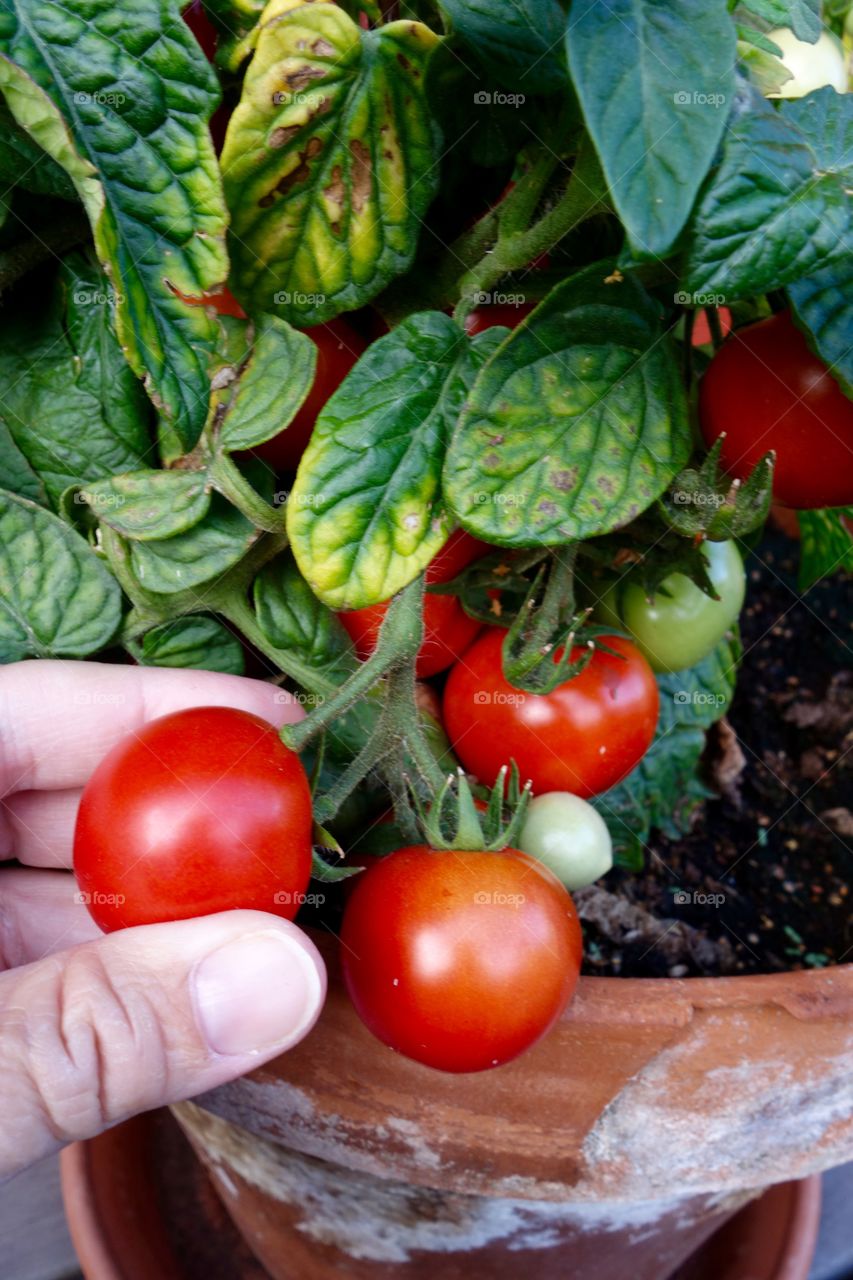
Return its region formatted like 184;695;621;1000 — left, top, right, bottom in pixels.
57;1110;822;1280
170;932;853;1279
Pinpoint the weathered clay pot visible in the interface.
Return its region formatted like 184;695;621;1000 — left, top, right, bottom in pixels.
171;932;853;1279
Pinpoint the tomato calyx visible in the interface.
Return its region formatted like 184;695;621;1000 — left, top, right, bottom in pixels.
410;765;531;855
659;437;775;542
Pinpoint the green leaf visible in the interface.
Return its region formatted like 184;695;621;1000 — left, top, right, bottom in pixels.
566;0;736;258
288;312;494;609
797;507;853;589
81;470;211;541
128;614;245;674
254;553;356;678
735;34;792;96
788;259;853;397
0;255;150;508
221;1;440;324
445;265;691;546
735;0;820;42
0;0;229;456
681;84;852;300
0;419;45;505
215;315;317;452
0;488;121;661
592;633;740;862
0;100;76;199
128;494;258;594
439;0;567;91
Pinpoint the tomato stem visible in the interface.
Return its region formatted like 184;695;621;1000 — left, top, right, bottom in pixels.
209;453;284;533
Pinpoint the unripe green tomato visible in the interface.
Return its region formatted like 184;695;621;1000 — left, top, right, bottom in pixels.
767;28;848;98
518;791;613;891
620;539;746;674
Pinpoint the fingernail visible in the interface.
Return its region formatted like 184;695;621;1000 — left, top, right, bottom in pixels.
193;930;323;1057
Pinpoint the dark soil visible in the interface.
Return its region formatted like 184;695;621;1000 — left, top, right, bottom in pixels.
579;529;852;979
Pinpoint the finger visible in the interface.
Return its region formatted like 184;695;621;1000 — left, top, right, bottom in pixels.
0;868;100;968
0;661;304;795
0;910;325;1179
1;789;81;866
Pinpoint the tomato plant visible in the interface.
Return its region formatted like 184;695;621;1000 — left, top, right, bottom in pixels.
700;312;853;510
518;792;613;891
443;631;659;799
73;707;313;932
340;844;582;1072
1;0;851;1073
339;529;487;677
254;318;367;471
615;540;746;674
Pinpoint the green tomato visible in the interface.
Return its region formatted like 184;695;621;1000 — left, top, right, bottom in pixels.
767;28;848;98
620;539;746;674
518;791;613;891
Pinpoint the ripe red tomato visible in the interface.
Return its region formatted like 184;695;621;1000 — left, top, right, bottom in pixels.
699;311;853;510
182;0;217;62
73;707;313;932
691;306;732;347
254;318;367;471
464;302;534;336
339;528;488;678
340;844;582;1072
443;630;659;798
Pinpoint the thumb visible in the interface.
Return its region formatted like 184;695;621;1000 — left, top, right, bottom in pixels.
0;910;325;1179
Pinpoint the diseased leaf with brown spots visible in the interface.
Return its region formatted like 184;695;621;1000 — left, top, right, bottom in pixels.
444;263;691;546
220;0;441;324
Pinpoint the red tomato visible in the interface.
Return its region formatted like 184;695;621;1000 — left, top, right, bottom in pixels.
182;0;217;62
254;318;367;471
464;303;534;336
339;529;487;678
340;844;582;1072
73;707;313;932
691;307;732;346
699;311;853;510
443;630;659;798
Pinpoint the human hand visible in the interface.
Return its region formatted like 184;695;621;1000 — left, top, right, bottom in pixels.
0;661;326;1180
